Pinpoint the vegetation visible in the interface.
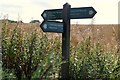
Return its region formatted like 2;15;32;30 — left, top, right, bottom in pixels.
1;21;120;80
0;19;23;23
70;37;120;79
30;20;40;23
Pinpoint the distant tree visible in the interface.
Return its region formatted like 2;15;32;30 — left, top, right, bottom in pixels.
1;19;24;23
30;20;40;23
8;20;17;23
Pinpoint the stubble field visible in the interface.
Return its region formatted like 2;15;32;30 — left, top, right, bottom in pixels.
2;22;118;50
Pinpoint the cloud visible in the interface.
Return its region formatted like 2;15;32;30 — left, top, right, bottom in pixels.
31;1;52;8
0;0;119;23
0;4;22;9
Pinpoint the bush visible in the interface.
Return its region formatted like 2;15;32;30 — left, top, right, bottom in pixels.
70;37;120;79
2;21;61;80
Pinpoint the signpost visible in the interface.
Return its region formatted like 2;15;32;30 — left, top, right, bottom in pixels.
40;3;97;79
41;7;97;20
41;21;63;33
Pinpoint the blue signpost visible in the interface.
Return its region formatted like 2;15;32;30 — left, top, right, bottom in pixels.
41;21;63;33
41;7;97;20
40;3;97;79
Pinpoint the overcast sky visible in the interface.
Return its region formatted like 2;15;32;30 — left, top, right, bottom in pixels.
0;0;119;24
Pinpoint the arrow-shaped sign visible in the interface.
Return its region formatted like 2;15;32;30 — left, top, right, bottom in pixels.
41;7;97;20
40;21;63;33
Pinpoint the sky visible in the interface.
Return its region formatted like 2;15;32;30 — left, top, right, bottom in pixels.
0;0;119;24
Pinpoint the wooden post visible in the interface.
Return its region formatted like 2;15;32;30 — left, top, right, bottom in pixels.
61;3;71;79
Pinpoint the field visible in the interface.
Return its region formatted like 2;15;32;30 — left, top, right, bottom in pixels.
1;22;118;50
1;21;120;79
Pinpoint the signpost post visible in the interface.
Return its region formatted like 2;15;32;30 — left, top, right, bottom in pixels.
61;3;70;79
40;3;97;79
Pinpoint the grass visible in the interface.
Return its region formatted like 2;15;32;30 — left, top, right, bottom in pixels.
1;21;120;79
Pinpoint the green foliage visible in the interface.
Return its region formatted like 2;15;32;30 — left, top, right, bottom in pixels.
70;37;120;79
2;22;61;80
2;22;120;80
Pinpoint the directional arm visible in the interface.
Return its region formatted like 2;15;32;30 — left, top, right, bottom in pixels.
40;21;63;33
41;7;97;20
